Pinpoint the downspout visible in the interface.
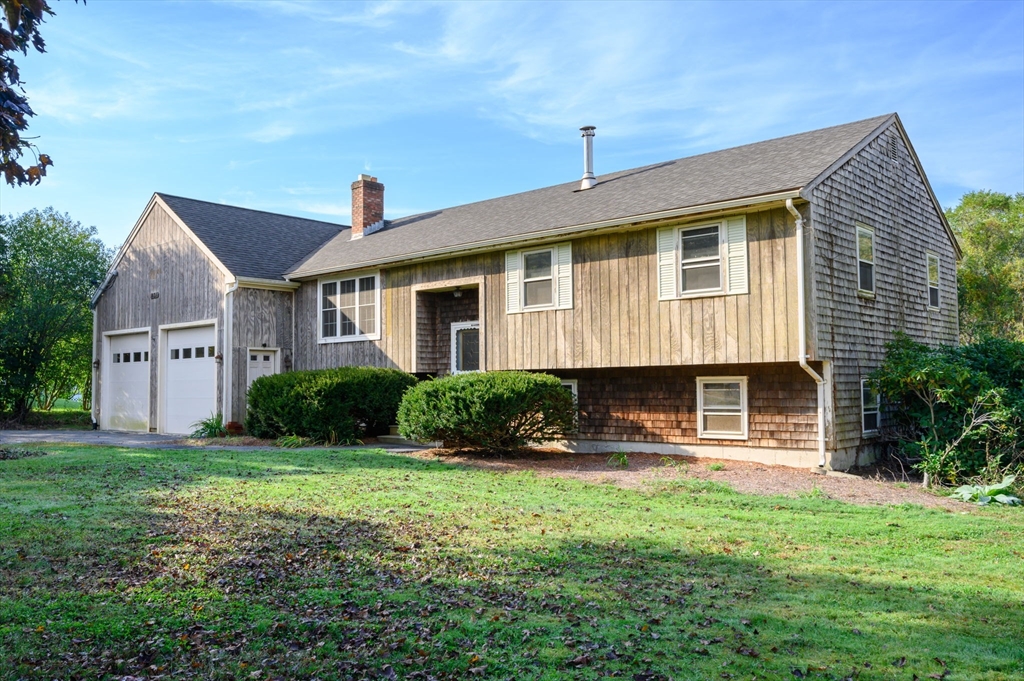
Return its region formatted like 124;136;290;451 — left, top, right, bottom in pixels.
787;198;827;469
222;280;239;422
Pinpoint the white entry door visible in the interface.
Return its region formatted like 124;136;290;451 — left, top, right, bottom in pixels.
103;332;150;431
164;326;216;434
247;350;277;391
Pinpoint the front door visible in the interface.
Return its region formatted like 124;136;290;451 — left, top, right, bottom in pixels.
247;350;277;390
450;321;480;374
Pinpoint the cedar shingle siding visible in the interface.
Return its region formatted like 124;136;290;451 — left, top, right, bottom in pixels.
808;123;959;465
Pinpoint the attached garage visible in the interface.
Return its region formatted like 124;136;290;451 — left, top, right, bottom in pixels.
101;331;151;431
163;325;217;434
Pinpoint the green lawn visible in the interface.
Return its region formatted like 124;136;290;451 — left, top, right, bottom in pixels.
1;446;1021;680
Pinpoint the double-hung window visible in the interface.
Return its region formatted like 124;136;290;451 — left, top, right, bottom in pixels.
697;376;748;440
680;225;722;293
862;378;880;434
657;216;747;299
505;242;573;313
522;248;555;308
857;225;875;294
926;253;940;309
320;273;380;342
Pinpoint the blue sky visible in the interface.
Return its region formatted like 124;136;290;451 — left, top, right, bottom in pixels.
1;0;1022;249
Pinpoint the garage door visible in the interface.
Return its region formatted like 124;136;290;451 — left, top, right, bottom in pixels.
103;332;150;431
164;326;216;435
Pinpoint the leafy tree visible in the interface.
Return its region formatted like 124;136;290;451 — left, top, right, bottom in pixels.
1;0;84;186
945;191;1024;342
0;208;111;423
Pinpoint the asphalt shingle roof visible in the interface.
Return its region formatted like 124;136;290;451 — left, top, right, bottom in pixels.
156;194;344;281
287;114;892;278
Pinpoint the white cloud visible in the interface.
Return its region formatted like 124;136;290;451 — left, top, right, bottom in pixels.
248;123;296;144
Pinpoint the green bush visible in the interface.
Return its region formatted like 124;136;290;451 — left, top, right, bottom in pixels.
397;371;576;450
245;367;417;443
872;333;1024;484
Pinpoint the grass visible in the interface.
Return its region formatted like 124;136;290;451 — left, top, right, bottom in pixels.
1;445;1022;680
2;405;93;430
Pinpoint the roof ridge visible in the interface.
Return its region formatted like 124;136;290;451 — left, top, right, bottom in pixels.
390;113;895;224
156;192;348;229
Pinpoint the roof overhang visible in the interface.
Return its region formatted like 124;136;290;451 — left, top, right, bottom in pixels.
233;276;300;291
286;189;803;280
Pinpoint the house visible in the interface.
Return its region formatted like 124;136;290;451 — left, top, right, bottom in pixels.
91;113;959;469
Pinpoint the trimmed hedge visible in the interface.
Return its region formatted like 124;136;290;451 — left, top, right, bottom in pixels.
397;371;576;450
246;367;417;443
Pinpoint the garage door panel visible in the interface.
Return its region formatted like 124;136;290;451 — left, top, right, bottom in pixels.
165;326;216;435
104;333;149;431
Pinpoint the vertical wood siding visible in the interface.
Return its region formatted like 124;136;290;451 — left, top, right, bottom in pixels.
294;208;800;373
809;124;959;460
230;287;294;421
94;204;226;430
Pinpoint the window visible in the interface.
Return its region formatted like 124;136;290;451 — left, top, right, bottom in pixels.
171;349;179;360
862;379;880;434
451;321;480;373
697;377;747;440
250;354;257;361
505;243;572;313
657;217;747;300
927;253;940;309
320;273;380;341
122;352;131;363
522;248;555;308
112;352;121;364
680;224;722;293
208;345;215;357
183;347;192;359
144;351;149;361
195;346;205;358
857;225;875;293
560;379;578;400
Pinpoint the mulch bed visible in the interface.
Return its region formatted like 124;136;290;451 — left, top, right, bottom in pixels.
413;448;965;511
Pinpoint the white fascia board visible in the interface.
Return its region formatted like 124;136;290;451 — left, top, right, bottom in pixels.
234;277;300;291
285;189;802;281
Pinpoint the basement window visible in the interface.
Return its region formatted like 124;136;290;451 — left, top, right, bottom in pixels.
697;377;748;440
862;379;880;434
927;253;940;309
857;224;875;294
320;272;380;343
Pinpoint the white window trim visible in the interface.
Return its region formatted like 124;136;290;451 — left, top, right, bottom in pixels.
856;223;876;295
559;379;578;399
862;378;880;435
696;376;748;441
318;271;382;344
450;321;480;374
926;252;940;310
521;246;557;310
677;222;725;298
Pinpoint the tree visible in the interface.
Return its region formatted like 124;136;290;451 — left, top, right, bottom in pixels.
945;191;1024;343
0;208;111;423
0;0;82;186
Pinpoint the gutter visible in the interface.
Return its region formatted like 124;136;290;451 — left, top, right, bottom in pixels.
286;189;803;280
787;198;828;469
222;279;239;422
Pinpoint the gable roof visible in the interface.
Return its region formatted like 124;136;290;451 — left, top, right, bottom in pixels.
156;193;344;281
287;114;895;278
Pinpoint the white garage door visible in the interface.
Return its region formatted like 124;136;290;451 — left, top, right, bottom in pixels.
164;326;216;435
103;333;150;431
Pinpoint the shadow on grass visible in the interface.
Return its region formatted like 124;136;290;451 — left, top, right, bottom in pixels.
1;446;1022;679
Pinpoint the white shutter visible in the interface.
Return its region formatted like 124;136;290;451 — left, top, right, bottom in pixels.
725;216;748;295
657;227;677;300
505;250;522;313
555;242;573;309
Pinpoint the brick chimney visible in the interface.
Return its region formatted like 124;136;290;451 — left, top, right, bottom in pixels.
351;174;384;239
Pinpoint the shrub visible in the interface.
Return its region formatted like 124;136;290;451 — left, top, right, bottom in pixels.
952;475;1021;506
190;413;227;438
397;371;576;450
246;367;417;443
872;333;1024;484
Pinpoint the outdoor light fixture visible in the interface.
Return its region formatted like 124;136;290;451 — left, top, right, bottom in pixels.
453;287;463;298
